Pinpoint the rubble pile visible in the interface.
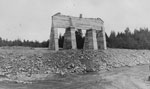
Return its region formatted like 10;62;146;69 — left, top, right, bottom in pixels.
0;47;149;81
42;49;150;74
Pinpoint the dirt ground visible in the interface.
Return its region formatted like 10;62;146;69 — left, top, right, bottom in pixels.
0;64;149;89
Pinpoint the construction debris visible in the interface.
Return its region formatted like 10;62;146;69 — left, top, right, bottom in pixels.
0;47;149;82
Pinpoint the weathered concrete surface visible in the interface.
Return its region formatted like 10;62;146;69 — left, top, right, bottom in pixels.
63;27;77;49
49;27;59;51
49;13;107;50
52;13;103;30
96;26;107;50
83;29;98;50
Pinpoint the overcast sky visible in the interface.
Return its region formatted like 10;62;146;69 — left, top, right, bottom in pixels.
0;0;150;41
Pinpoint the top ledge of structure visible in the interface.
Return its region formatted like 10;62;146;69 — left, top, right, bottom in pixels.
52;12;104;23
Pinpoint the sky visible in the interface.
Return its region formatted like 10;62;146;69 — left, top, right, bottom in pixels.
0;0;150;42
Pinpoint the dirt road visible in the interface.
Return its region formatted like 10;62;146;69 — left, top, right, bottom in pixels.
0;64;149;89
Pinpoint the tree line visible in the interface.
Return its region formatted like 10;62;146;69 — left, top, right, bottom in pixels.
0;38;49;47
107;27;150;49
0;27;150;49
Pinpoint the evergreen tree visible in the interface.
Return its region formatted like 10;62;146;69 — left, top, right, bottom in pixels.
58;34;64;48
109;31;117;48
75;29;84;49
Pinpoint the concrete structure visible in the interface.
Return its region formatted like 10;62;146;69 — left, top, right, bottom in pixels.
96;26;107;50
83;29;98;50
49;27;59;51
49;13;107;51
63;27;77;49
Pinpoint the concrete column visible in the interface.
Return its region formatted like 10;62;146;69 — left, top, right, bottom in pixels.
49;27;59;51
83;29;98;50
63;27;77;49
96;26;107;50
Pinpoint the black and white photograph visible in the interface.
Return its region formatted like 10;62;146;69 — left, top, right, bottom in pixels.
0;0;150;89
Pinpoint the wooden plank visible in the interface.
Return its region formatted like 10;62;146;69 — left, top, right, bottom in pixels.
52;14;103;30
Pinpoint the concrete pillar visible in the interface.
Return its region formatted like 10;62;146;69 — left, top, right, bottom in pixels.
49;27;59;51
63;27;77;49
83;29;98;50
96;26;107;50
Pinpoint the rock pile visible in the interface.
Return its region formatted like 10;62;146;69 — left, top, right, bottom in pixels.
42;49;150;75
0;47;150;81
